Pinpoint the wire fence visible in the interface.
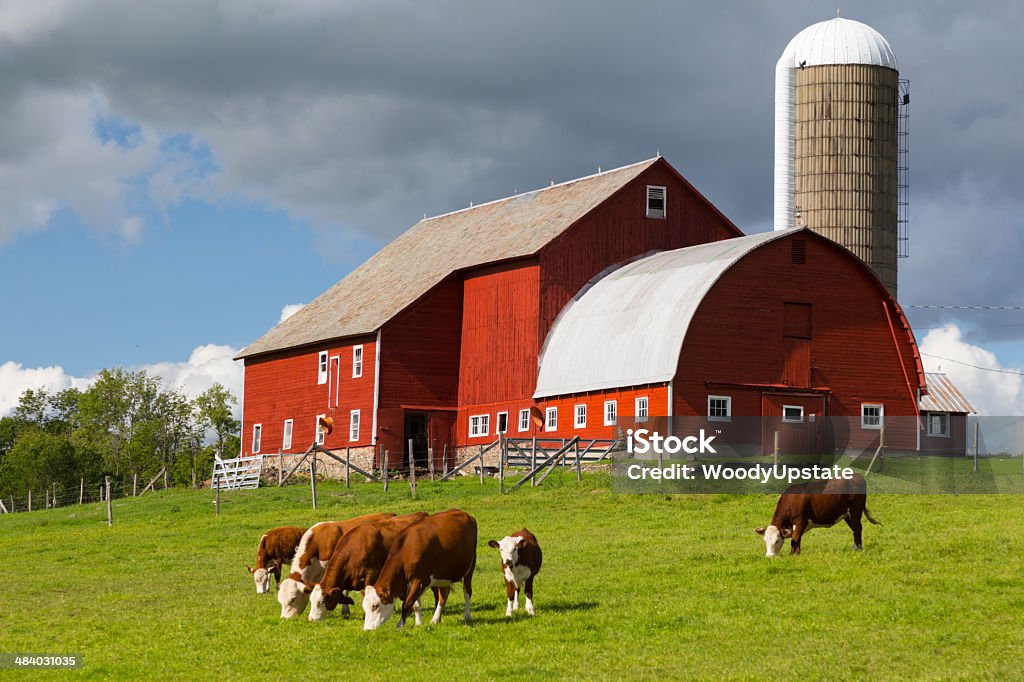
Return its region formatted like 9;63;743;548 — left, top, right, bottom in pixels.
0;476;170;515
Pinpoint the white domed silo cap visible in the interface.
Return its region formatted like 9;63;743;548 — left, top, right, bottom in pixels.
780;17;898;69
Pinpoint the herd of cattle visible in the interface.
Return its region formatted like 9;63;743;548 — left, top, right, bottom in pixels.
245;509;542;629
244;474;879;628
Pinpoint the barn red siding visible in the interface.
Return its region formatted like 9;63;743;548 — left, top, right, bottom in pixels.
242;335;377;455
672;233;921;451
538;161;740;343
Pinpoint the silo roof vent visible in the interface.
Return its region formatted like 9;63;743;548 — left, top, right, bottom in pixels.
781;17;898;70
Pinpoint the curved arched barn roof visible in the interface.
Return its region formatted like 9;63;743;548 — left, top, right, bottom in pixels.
533;229;795;398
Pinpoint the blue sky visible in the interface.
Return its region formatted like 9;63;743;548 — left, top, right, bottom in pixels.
1;0;1022;416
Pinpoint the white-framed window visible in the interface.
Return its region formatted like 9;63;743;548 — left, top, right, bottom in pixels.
316;413;326;444
497;412;509;434
252;424;262;454
352;345;363;378
927;412;949;437
518;409;530;432
545;407;557;432
350;410;360;442
708;395;731;422
861;403;884;430
318;351;328;384
783;405;805;423
635;396;649;423
646;185;666;218
575;404;587;429
604;400;617;426
282;419;293;450
469;414;490;438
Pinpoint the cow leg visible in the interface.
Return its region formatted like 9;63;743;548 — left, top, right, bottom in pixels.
505;579;517;617
274;565;282;590
463;570;473;624
524;575;536;616
413;597;423;626
790;522;804;555
846;513;864;550
341;591;350;616
400;578;426;629
431;587;449;625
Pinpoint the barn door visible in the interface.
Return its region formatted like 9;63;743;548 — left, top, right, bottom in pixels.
761;393;825;456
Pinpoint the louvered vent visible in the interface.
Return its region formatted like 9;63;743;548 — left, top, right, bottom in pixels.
791;239;806;264
646;185;666;218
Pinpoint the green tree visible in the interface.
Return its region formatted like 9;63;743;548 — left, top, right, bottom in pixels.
194;384;239;458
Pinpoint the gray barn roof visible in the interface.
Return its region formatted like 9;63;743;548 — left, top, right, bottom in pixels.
919;373;975;414
236;158;659;360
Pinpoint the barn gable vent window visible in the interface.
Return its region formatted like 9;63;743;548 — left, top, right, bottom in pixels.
646;185;666;219
252;424;262;454
635;396;649;423
318;351;328;384
518;409;530;432
545;407;558;432
861;403;884;430
282;419;293;450
469;414;490;438
352;345;363;378
708;395;731;422
604;400;617;426
791;239;807;264
927;412;949;437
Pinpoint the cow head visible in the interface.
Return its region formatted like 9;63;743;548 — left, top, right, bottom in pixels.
277;576;310;618
362;586;395;630
247;561;276;594
754;525;792;557
489;536;524;570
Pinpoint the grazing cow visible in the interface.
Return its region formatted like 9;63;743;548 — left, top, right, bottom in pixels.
277;512;395;618
488;528;542;617
755;473;880;557
363;509;477;630
246;525;305;594
306;512;429;622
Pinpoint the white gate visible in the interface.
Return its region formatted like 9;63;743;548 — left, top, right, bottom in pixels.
212;455;264;490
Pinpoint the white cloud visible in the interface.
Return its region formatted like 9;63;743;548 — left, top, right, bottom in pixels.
919;324;1024;416
0;344;244;419
278;302;305;323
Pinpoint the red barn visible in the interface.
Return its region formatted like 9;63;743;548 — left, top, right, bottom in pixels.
235;156;929;469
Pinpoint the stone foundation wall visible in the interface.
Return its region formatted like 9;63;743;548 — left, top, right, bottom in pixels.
261;447;377;483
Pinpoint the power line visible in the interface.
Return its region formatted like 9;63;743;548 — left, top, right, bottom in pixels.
908;305;1024;310
921;352;1024;376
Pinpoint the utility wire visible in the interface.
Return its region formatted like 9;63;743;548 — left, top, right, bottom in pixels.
921;352;1024;376
908;305;1024;310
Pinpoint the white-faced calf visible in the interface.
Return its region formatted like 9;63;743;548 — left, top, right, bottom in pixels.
755;473;880;557
488;528;542;617
362;509;477;630
277;512;395;618
246;526;305;594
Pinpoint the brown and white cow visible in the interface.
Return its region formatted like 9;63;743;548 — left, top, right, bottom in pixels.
277;512;395;618
306;512;428;622
362;509;477;630
488;528;542;617
755;473;880;557
246;525;305;594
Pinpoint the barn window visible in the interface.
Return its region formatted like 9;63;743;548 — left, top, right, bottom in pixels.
635;397;649;423
316;413;327;444
575;404;587;429
604;400;617;426
646;186;666;218
318;351;328;384
927;412;949;437
861;404;884;430
545;407;558;432
708;395;731;421
783;405;805;423
469;414;490;438
497;412;509;434
282;419;293;450
518;409;530;432
252;424;262;454
352;345;364;378
350;410;360;442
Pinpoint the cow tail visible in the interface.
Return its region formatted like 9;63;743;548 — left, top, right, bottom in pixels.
864;508;881;525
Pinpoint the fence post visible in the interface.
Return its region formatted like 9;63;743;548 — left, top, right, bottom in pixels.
383;451;389;493
408;439;417;498
28;489;32;512
278;449;283;487
45;487;49;509
531;437;537;488
773;431;780;468
479;445;485;486
499;435;505;494
133;473;138;497
576;440;582;482
105;477;112;526
310;454;318;510
164;468;169;490
442;445;449;477
345;447;351;489
428;447;435;481
79;478;84;505
215;480;220;516
973;421;980;473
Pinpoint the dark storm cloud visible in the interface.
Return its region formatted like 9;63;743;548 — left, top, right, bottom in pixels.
1;1;1022;339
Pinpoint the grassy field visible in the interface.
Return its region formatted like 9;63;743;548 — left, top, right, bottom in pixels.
2;470;1023;680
